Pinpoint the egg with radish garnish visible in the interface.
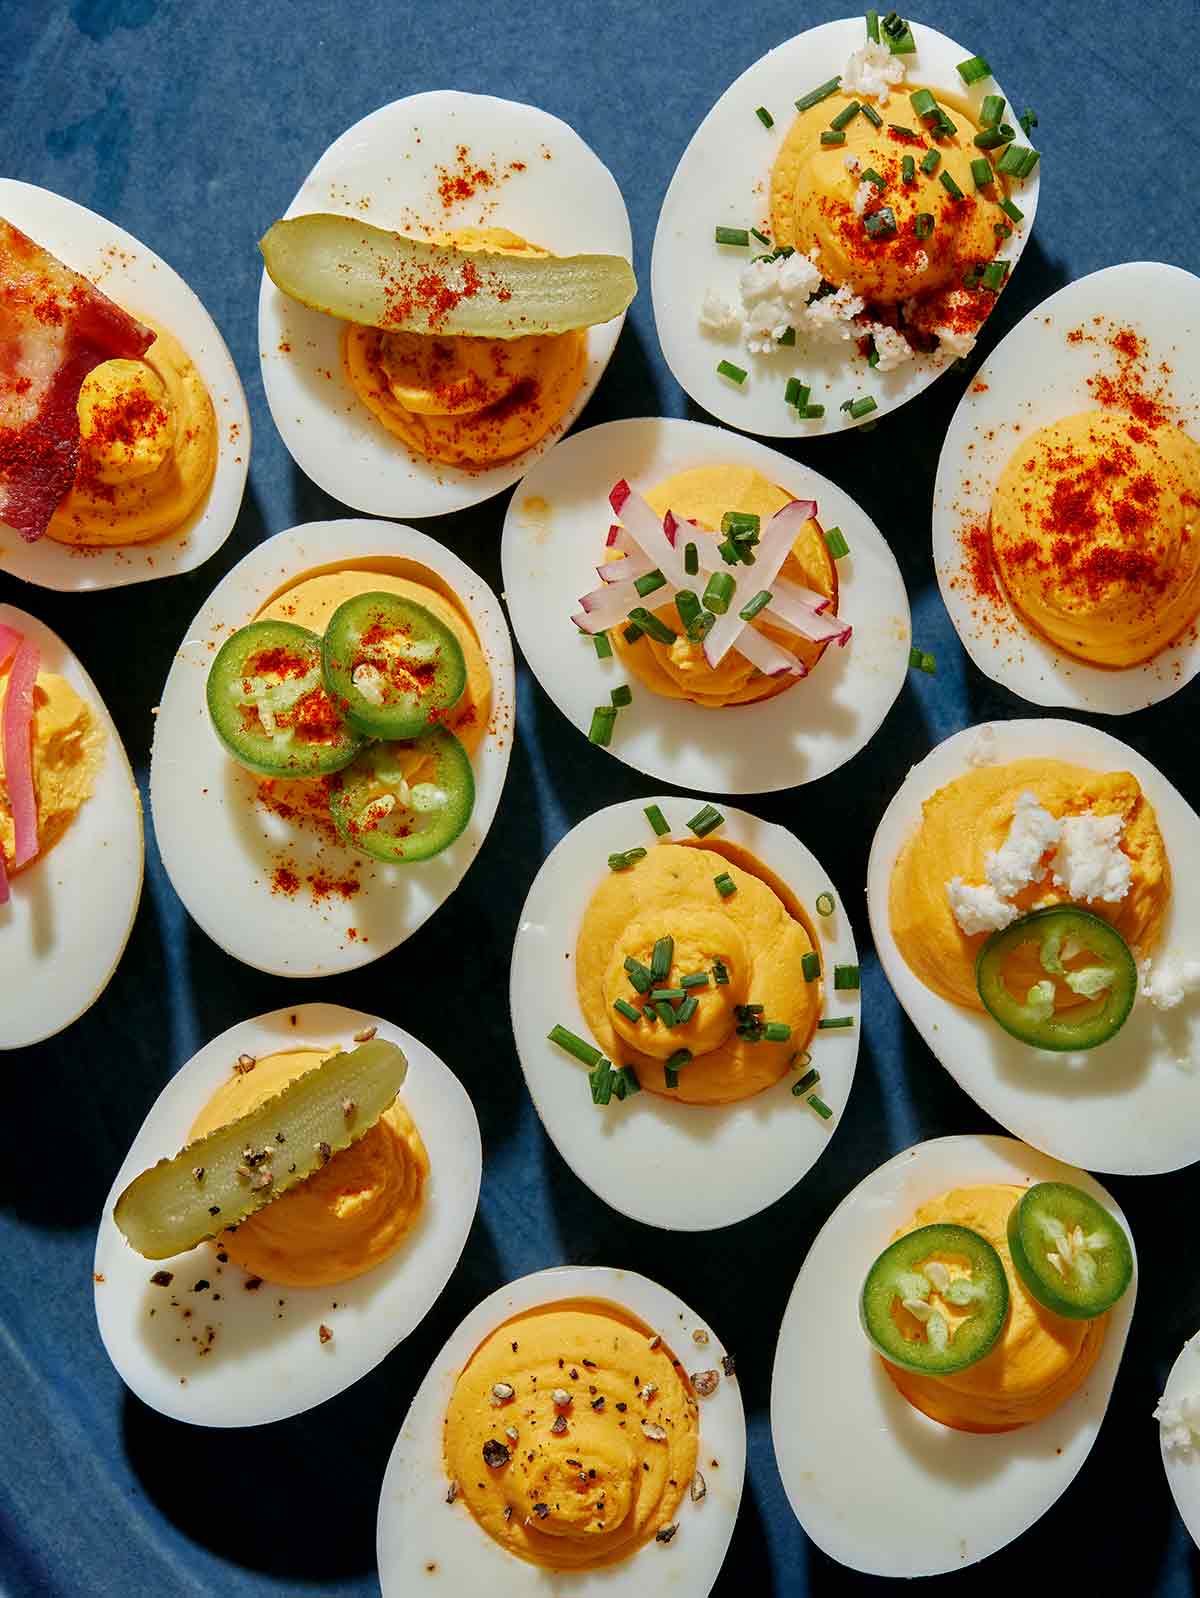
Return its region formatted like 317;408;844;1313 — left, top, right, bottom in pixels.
771;1133;1134;1577
149;518;513;978
376;1265;745;1595
933;262;1200;714
0;604;142;1049
867;717;1200;1175
93;1003;481;1427
652;14;1040;439
500;416;909;794
509;794;859;1230
0;178;248;592
258;90;633;519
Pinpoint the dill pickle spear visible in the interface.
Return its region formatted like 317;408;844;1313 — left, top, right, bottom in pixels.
259;215;637;338
114;1039;407;1260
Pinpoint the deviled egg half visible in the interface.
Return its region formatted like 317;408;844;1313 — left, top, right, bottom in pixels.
94;1003;481;1427
149;518;513;977
772;1134;1135;1577
653;15;1040;437
868;718;1200;1174
258;90;634;518
934;262;1200;713
501;417;909;793
0;178;248;590
377;1265;745;1595
0;604;142;1049
510;796;859;1229
1157;1334;1200;1553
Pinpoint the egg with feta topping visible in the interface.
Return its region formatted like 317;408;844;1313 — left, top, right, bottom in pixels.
501;417;909;792
93;1003;481;1427
867;718;1200;1173
652;16;1040;437
1158;1333;1200;1554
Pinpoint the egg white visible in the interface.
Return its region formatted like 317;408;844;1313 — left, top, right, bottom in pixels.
376;1264;745;1596
0;179;249;592
651;18;1040;438
509;795;859;1230
93;1003;481;1427
501;417;909;793
771;1132;1135;1577
258;91;632;519
933;262;1200;713
867;717;1200;1174
1159;1334;1200;1551
149;519;514;977
0;604;142;1049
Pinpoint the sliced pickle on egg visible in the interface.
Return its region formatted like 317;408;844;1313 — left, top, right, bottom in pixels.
259;215;637;338
113;1040;408;1259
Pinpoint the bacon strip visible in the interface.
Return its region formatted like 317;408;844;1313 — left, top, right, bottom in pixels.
0;220;153;541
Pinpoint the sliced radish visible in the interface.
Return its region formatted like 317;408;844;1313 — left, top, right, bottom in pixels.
733;624;807;678
703;498;816;668
773;575;833;615
764;593;853;645
575;572;678;633
608;482;692;588
3;637;40;869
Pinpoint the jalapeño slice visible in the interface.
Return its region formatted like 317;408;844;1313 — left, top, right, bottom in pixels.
321;591;467;740
976;906;1137;1051
207;620;364;777
1007;1182;1133;1320
860;1222;1009;1376
329;727;474;863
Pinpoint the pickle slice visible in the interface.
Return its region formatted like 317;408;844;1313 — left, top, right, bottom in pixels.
260;215;637;338
114;1039;408;1259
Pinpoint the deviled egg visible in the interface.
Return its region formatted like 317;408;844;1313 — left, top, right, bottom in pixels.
259;91;633;518
510;796;859;1229
868;718;1200;1174
501;417;909;793
934;262;1200;713
0;179;248;591
1157;1334;1200;1552
149;518;513;977
772;1133;1134;1576
653;15;1040;436
93;1003;481;1427
0;604;142;1049
377;1265;744;1594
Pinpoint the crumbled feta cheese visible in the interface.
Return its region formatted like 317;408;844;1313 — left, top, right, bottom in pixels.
777;251;823;306
852;180;875;218
934;324;977;359
739;258;785;307
985;791;1061;899
842;38;906;105
698;290;740;337
744;297;792;354
1138;956;1200;1012
1051;813;1132;903
1157;1387;1200;1451
967;726;998;767
946;878;1019;936
843;153;863;174
866;322;914;373
802;284;864;343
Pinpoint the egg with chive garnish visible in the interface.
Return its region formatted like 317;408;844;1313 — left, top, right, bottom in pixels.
934;262;1200;713
377;1264;745;1593
149;519;513;978
652;16;1040;439
93;1003;481;1427
867;717;1200;1175
500;416;909;793
771;1133;1134;1577
258;90;632;519
509;794;860;1230
1;605;143;1049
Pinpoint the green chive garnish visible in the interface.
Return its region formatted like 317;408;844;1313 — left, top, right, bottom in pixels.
756;106;775;129
610;684;633;709
589;1060;614;1105
793;383;812;411
623;622;643;644
935;111;958;138
644;804;670;837
684;541;699;576
920;147;940;175
715;226;751;247
634;569;666;598
777;325;797;347
845;395;877;420
797;404;826;418
996;143;1038;178
650;987;686;1002
910;88;938;121
864;206;897;239
784;376;803;407
675;589;702;630
802;951;821;982
1019;107;1038;135
971;157;993;189
739;589;772;622
982;260;1009;292
795;76;842;113
713;959;730;985
820;130;846;146
914;211;934;238
627;607;677;645
994;221;1013;238
721;511;759;537
621;1065;641;1095
821;526;849;563
999;196;1024;224
592;632;612;660
861;101;883;128
650;936;674;983
940;170;964;200
750;227;771;247
687;803;725;837
862;167;886;190
676;995;699;1025
613;997;641;1023
764;1022;791;1043
608;852;633;871
908;645;936;673
736;1004;764;1018
818;1016;855;1030
702;572;735;615
717;359;748;385
689;610;717;645
792;1067;820;1095
624;956;653;993
655;1001;677;1028
901;153;915;183
714;872;737;898
549;1026;603;1067
979;94;1006;128
834;964;861;990
718;538;740;565
588;706;617;746
882;11;915;52
808;1094;834;1119
816;891;836;916
830;101;862;132
956;54;991;84
663;1048;692;1088
866;8;880;41
973;123;1015;150
680;971;710;989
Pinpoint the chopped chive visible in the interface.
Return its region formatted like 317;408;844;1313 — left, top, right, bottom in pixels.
971;157;994;189
888;122;918;139
734;539;756;566
715;225;751;247
620;1065;641;1095
979;93;1006;128
676;995;699;1025
592;631;612;660
802;950;821;982
549;1025;603;1066
739;589;773;621
650;987;686;1002
818;1016;855;1030
808;1094;834;1119
784;376;803;406
702;572;735;615
863;206;897;239
914;211;934;239
589;1060;614;1104
861;101;883;128
610;1066;628;1101
675;589;702;629
834;964;861;990
908;645;936;673
830;101;862;132
777;325;797;347
973;123;1015;149
650;935;674;983
623;623;644;646
613;997;641;1023
750;226;771;246
794;383;812;411
688;610;717;644
718;538;740;565
717;359;748;384
996;143;1039;178
816;891;836;916
792;1067;820;1095
624;956;653;994
939;170;964;200
882;11;915;52
687;803;725;837
866;8;880;41
643;1005;657;1025
756;105;775;129
867;343;880;369
956;54;991;84
935;112;958;138
634;569;666;598
655;1001;677;1028
714;871;737;898
588;705;617;746
627;607;677;645
845;395;878;420
644;803;670;837
909;88;938;121
713;959;730;985
823;526;849;560
797;404;826;418
680;971;710;989
608;851;633;871
1019;107;1038;135
610;684;633;708
920;147;941;174
862;167;887;190
684;541;699;576
721;510;760;536
982;259;1010;292
736;1004;763;1018
820;130;846;146
994;220;1013;238
999;195;1024;224
764;1022;791;1043
663;1047;692;1088
901;153;915;183
795;76;842;113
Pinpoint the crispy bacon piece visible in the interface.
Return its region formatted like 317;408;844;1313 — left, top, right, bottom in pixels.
0;220;153;541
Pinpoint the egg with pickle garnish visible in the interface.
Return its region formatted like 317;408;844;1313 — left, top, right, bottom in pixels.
652;13;1040;437
771;1133;1135;1576
149;518;513;977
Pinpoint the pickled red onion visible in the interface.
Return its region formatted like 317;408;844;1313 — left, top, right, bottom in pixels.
3;637;40;869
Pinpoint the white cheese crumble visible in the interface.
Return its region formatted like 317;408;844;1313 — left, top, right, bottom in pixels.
843;153;863;174
851;179;875;218
1156;1386;1200;1451
1051;813;1132;904
1138;956;1200;1012
841;38;907;105
866;322;915;373
803;283;865;343
933;324;977;360
985;791;1061;899
945;878;1019;935
967;726;998;767
698;290;740;337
